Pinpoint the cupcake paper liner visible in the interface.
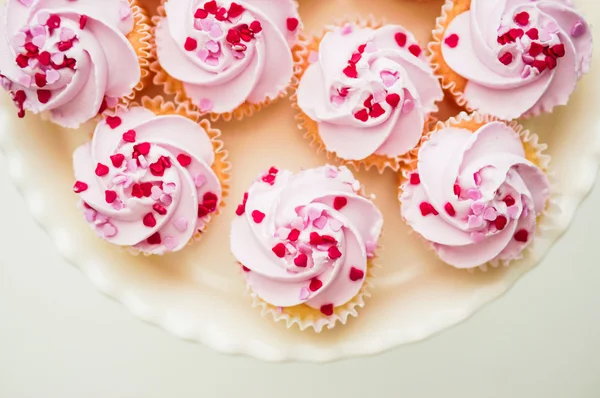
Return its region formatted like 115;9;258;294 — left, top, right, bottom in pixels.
106;95;231;256
150;0;303;122
398;111;558;272
291;16;438;174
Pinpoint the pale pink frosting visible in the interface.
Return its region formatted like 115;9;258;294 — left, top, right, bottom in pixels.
72;107;222;255
230;165;383;313
441;0;593;119
155;0;300;113
400;121;551;269
0;0;141;128
296;24;443;161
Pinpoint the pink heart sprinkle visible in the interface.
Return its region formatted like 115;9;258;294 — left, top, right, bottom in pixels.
308;51;319;64
94;214;108;226
46;69;60;84
470;232;485;243
340;24;353;35
112;175;127;185
299;287;310;301
102;223;117;238
209;24;222;39
37;10;49;24
473;171;482;186
83;208;97;223
330;95;345;107
380;70;399;88
373;90;386;104
291;217;304;231
197;48;210;62
297;242;311;253
18;74;31;88
164;236;179;251
205;40;219;53
28;58;39;69
468;215;484;229
12;32;26;47
316;244;330;251
328;218;343;232
137;155;148;169
402;98;414;114
30;24;45;37
466;188;482;201
119;4;132;20
194;174;207;188
60;27;75;42
539;29;551;42
150;186;162;200
313;215;328;230
126;159;138;172
521;67;531;79
471;202;485;216
285;243;297;256
483;207;497;221
174;217;188;232
163;182;176;195
160;194;173;206
307;207;321;221
324;166;338;178
199;17;214;32
571;20;586;37
199;98;213;112
111;199;124;211
546;21;560;34
507;205;520;219
205;56;219;66
51;52;65;65
123;176;133;189
276;227;290;238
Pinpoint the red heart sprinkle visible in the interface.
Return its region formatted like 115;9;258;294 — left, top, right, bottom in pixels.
272;243;286;258
551;43;565;58
140;182;153;197
528;42;544;57
286;17;299;31
109;154;125;168
514;229;529;242
509;28;524;40
419;202;439;216
294;253;308;267
242;265;250;272
494;215;508;231
249;20;262;33
545;56;557;70
198;204;209;217
149;160;165;176
288;229;300;241
349;52;362;64
226;29;240;44
228;3;245;19
147;232;161;245
526;28;539;40
514;11;529;26
408;44;421;57
79;15;88;29
47;14;61;29
354;109;369;122
143;213;157;227
502;195;516;207
498;52;513;65
328;246;342;260
309;232;323;245
321;235;337;244
35;73;47;88
343;63;358;78
195;8;208;19
394;32;407;47
349;267;364;281
73;181;88;193
369;103;385;118
37;51;51;66
204;0;218;14
184;37;198;51
358;44;366;53
262;174;276;185
251;210;265;223
444;33;459;48
15;54;29;68
410;173;420;185
320;304;334;316
57;39;74;52
106;116;122;129
153;204;167;215
444;202;456;217
454;184;462;196
105;190;117;204
95;163;109;176
235;204;245;216
174;153;191;167
215;7;227;21
363;95;373;109
131;184;143;198
333;196;347;210
532;59;547;72
37;90;51;104
385;93;400;108
309;279;323;292
203;192;218;203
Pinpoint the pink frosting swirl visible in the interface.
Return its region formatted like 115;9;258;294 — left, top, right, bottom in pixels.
400;120;551;269
0;0;141;128
296;24;443;162
155;0;300;113
230;165;383;314
441;0;593;119
72;107;222;255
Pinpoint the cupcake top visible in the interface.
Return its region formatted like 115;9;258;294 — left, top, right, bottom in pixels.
296;24;443;164
155;0;300;114
0;0;141;128
440;0;593;119
400;118;551;269
72;106;222;255
230;165;383;315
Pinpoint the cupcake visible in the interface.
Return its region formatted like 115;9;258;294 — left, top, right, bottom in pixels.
72;97;230;255
399;112;551;269
230;165;383;331
0;0;151;128
152;0;301;121
294;21;443;173
430;0;593;120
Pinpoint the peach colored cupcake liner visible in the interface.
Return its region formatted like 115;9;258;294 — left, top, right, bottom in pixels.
112;96;231;256
398;111;558;272
291;16;438;174
242;183;382;332
150;0;304;122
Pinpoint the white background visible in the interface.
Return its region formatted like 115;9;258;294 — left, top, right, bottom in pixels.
0;148;599;398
